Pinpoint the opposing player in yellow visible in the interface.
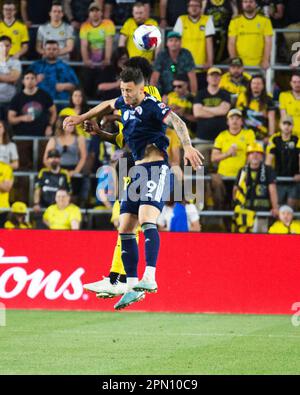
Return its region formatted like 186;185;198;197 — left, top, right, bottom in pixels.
83;57;162;298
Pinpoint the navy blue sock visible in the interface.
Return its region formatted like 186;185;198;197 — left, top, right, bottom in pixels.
119;233;139;277
141;223;160;268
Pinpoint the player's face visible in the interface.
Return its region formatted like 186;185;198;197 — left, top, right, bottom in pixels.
279;210;293;225
251;78;264;96
23;73;37;89
133;6;146;24
56;191;70;209
188;1;202;18
229;65;243;79
228;115;243;130
50;5;64;22
291;76;300;93
242;0;257;13
120;81;144;106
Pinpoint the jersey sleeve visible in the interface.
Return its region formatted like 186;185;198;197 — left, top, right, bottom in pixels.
153;101;171;122
264;17;273;36
120;19;131;36
278;92;287;110
213;133;224;150
20;23;30;44
228;18;237;37
115;130;124;149
104;19;116;36
173;17;183;35
70;206;82;223
205;16;215;37
79;22;88;40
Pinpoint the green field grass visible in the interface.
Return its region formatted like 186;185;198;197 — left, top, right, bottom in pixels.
0;310;300;375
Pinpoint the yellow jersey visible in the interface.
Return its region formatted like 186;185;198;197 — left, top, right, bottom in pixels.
213;128;256;177
228;14;273;66
4;221;32;229
0;20;29;56
174;14;215;66
120;18;158;61
43;203;82;230
115;85;162;149
219;71;251;104
0;161;13;209
279;91;300;136
268;220;300;234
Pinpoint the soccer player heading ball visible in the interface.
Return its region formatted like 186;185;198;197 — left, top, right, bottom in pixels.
63;67;203;310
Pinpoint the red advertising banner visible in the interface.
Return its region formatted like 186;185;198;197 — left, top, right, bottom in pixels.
0;229;299;314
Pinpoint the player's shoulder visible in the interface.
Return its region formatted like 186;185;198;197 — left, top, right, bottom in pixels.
145;85;161;101
38;167;49;178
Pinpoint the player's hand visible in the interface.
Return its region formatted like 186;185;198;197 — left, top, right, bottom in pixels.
271;207;279;218
183;145;204;170
63;115;83;129
83;119;100;135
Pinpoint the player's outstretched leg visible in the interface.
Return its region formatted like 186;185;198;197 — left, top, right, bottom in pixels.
114;231;145;310
133;222;159;293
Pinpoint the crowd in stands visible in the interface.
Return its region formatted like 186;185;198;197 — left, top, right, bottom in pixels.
0;0;300;234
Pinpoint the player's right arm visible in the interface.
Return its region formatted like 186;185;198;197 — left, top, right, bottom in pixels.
63;98;117;128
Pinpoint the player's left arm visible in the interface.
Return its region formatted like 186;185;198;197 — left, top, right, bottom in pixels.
164;111;204;169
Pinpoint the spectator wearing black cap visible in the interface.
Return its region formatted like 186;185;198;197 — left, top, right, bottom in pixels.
193;67;231;143
33;148;71;213
150;31;197;96
265;115;300;209
219;57;252;106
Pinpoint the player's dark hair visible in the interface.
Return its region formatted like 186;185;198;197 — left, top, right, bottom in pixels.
0;35;12;43
124;57;152;83
120;67;144;85
2;0;16;7
51;0;63;9
133;2;145;8
56;188;69;195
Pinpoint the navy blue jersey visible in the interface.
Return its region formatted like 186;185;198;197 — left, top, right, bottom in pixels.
114;93;171;161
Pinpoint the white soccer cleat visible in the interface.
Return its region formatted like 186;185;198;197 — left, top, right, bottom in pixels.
83;277;111;294
96;281;128;299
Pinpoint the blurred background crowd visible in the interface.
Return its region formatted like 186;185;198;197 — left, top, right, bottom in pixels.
1;0;300;234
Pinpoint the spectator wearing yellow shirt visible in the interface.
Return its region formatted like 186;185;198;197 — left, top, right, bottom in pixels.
0;160;13;226
268;205;300;234
174;0;215;88
118;2;158;62
228;0;273;69
43;188;82;230
4;201;32;229
211;108;256;209
0;0;29;58
219;57;251;106
279;72;300;137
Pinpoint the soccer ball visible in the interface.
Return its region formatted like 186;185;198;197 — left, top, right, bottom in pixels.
133;24;162;51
